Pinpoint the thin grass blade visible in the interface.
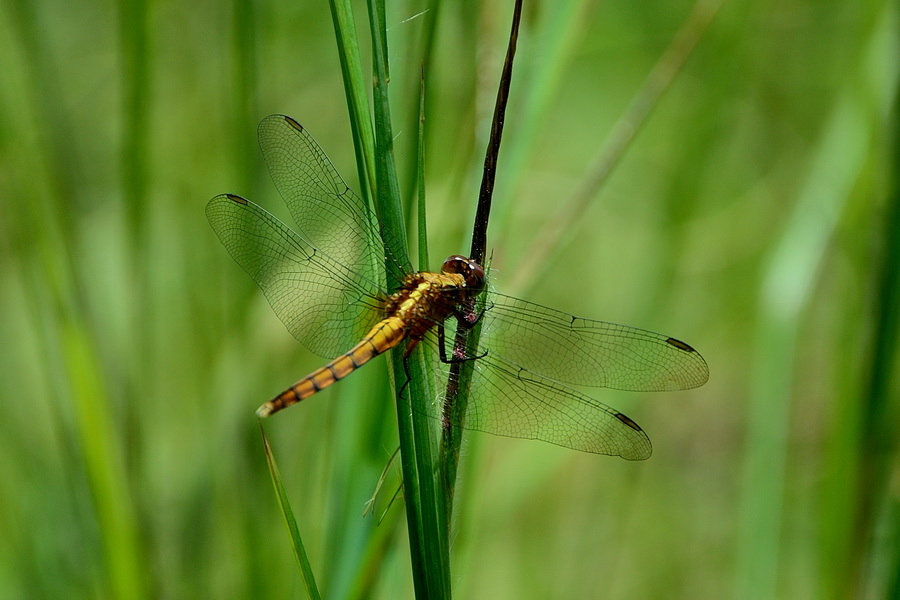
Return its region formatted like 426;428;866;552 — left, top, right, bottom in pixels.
260;425;322;600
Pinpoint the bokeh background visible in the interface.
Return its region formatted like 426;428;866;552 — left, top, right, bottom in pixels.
1;0;897;597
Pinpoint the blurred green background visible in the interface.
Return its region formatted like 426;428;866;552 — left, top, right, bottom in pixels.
1;0;897;597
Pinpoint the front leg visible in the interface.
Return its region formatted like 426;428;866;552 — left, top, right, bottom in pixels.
437;322;488;364
453;299;490;328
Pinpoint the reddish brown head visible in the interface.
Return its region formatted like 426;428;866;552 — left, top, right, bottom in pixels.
441;255;486;297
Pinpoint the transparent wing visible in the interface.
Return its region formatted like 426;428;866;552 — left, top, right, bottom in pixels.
480;293;709;391
257;114;411;282
455;353;654;459
424;292;708;458
210;114;704;459
206;194;383;359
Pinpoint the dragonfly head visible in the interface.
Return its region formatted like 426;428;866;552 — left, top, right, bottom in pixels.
441;255;485;297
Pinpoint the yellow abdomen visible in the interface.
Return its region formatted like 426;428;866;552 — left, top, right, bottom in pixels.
257;316;406;417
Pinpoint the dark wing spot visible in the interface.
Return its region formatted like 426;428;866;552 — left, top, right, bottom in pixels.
284;115;304;132
614;412;643;432
225;193;248;205
666;337;697;352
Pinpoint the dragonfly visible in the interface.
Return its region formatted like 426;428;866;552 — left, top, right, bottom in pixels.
207;114;709;460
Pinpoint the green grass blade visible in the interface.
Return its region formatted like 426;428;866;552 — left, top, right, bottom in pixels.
118;0;150;238
328;0;447;594
260;425;322;600
402;0;442;222
230;0;258;193
416;66;429;272
65;323;149;599
366;0;450;596
489;0;588;236
503;0;724;297
413;69;443;541
842;58;900;597
328;0;377;206
734;93;871;600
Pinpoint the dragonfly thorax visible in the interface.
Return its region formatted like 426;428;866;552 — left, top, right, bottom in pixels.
382;264;479;348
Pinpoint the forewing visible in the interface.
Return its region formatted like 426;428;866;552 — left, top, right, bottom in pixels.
480;293;709;392
258;114;411;281
206;194;383;359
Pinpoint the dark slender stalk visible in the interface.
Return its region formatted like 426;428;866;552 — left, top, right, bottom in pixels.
439;0;523;516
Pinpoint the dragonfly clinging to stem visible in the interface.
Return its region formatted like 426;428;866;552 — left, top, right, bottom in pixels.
207;114;709;460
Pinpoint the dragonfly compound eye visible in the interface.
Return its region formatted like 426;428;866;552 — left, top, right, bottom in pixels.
442;255;485;294
466;261;485;294
441;255;468;274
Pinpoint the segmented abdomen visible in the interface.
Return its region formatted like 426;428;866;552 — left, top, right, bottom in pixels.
256;317;406;417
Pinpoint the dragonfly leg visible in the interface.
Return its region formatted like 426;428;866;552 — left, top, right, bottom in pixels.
453;300;490;327
395;338;426;400
399;356;412;400
437;323;488;364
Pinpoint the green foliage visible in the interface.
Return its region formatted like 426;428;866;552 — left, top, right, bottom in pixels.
262;426;321;600
0;0;896;598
